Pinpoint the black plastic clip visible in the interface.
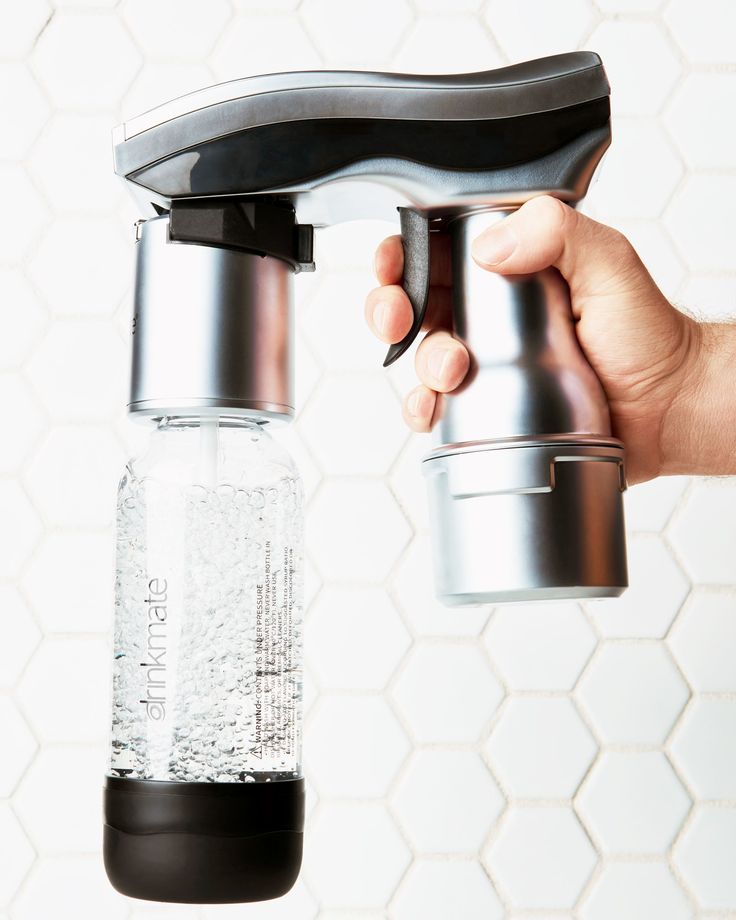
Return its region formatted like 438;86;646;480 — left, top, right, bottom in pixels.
169;198;315;273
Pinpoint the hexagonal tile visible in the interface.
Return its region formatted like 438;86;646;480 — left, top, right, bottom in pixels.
316;219;396;274
24;426;124;529
27;321;126;422
0;0;49;57
28;217;131;317
389;434;431;533
31;11;141;110
576;753;690;854
304;557;321;611
0;62;49;160
485;806;596;910
665;0;736;63
11;856;128;920
415;0;483;8
0;697;36;797
53;0;125;6
308;480;410;582
114;405;149;456
299;373;406;476
0;374;45;474
484;602;595;691
670;699;736;800
14;745;106;854
0;166;47;264
305;586;409;690
396;16;503;73
294;339;322;419
0;269;46;370
0;587;40;689
674;806;736;910
665;74;736;170
597;0;664;7
0;804;34;907
487;698;596;799
22;532;113;633
122;0;230;58
484;0;594;61
211;15;321;82
122;61;213;122
300;271;387;373
231;0;300;7
392;642;503;743
669;479;736;583
305;802;410;909
302;0;411;65
624;475;689;533
385;334;421;397
585;535;688;638
679;274;736;321
579;862;692;920
391;534;490;637
577;643;689;745
584;21;680;116
0;481;42;578
305;695;409;798
131;908;199;920
28;113;123;214
392;860;503;920
669;590;736;691
392;750;504;853
317;915;384;920
17;637;109;743
666;175;736;272
201;880;317;920
589;120;683;219
303;666;319;720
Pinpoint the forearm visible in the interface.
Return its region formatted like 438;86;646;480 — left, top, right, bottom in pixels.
660;320;736;477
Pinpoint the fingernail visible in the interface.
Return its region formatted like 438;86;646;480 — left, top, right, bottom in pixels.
428;348;450;384
472;225;517;266
407;389;428;419
372;300;387;336
407;390;422;418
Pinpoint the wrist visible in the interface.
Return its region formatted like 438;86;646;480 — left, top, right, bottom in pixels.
660;318;736;477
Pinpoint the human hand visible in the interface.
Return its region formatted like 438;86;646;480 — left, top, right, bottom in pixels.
365;195;735;485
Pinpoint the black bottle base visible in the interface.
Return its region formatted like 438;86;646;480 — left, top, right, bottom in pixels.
103;774;304;904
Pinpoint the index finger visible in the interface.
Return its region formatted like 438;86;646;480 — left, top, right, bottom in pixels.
375;235;403;286
374;233;453;287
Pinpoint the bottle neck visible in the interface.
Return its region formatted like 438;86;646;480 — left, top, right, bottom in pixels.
154;415;267;432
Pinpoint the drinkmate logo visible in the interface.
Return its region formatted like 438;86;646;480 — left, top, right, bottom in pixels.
140;577;168;720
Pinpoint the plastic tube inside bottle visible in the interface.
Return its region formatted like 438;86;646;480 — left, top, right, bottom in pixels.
198;416;219;490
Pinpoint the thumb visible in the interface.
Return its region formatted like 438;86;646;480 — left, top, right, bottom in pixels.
471;195;652;307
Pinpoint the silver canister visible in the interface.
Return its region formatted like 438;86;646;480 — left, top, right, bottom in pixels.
129;215;294;422
424;210;627;604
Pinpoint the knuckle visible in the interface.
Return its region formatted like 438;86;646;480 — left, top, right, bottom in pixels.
606;227;641;273
525;194;570;231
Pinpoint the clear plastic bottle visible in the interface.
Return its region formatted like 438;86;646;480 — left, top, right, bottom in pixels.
104;416;304;902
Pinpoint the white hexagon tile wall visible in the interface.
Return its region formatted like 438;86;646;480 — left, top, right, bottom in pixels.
0;1;735;918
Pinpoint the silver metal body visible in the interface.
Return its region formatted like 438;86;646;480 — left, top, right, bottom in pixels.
130;216;293;422
117;57;628;606
423;211;627;603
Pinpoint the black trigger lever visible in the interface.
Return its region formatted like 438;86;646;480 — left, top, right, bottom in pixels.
382;208;432;368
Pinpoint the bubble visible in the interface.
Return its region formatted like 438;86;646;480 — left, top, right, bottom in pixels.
111;462;304;783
